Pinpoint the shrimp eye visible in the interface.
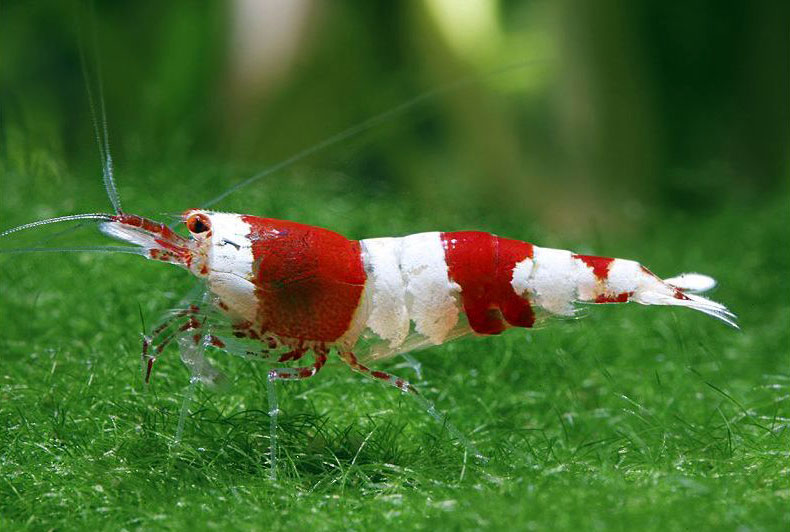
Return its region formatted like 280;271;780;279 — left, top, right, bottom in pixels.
186;213;211;235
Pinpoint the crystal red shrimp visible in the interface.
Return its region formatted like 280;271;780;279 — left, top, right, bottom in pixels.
98;209;736;460
1;205;738;475
99;209;736;365
96;208;737;408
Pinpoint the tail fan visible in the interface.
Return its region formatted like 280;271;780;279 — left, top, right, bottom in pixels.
634;272;738;329
662;272;717;293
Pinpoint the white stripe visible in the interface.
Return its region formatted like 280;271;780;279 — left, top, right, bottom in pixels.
400;232;461;344
522;246;596;315
206;212;257;321
606;259;642;295
571;256;600;302
207;212;254;280
359;237;410;347
510;256;534;297
360;232;461;346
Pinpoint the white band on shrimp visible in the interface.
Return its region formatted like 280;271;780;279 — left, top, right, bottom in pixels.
399;232;461;344
360;237;411;348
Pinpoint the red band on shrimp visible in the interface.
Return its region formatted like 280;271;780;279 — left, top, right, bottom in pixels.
441;232;535;334
573;254;614;280
243;216;366;342
595;292;633;303
496;237;535;328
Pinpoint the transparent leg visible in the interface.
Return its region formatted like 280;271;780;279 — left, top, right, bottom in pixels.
172;332;227;443
175;376;198;443
265;351;328;480
141;302;205;386
399;353;423;380
266;374;279;480
338;352;487;461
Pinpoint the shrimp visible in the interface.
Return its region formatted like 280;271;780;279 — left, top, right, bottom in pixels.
1;204;738;473
94;210;735;370
0;32;737;478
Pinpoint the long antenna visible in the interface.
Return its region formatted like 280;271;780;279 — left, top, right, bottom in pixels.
0;246;143;256
0;213;115;239
77;3;122;214
199;60;539;210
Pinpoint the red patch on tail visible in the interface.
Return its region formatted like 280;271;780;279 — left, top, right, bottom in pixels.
441;232;535;334
673;288;691;301
573;254;615;280
595;292;632;303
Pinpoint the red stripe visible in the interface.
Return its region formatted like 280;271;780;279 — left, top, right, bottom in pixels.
496;237;536;328
242;216;366;343
595;292;632;303
573;254;614;280
441;232;535;334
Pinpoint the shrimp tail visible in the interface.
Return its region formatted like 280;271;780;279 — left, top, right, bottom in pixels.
633;272;738;328
522;248;738;329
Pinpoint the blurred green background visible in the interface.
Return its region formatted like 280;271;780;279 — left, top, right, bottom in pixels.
1;2;788;531
2;0;786;233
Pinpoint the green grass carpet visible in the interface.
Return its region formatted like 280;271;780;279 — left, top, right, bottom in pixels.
1;163;788;531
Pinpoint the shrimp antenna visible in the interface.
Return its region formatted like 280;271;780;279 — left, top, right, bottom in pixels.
77;3;122;214
200;59;542;209
0;213;115;239
0;246;143;256
0;214;137;256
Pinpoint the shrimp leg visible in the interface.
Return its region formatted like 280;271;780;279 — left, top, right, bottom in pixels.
266;349;329;480
172;318;236;442
142;303;205;385
338;352;486;461
400;353;424;380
